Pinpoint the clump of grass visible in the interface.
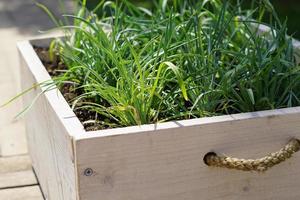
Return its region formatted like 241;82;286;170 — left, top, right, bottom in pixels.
40;0;300;129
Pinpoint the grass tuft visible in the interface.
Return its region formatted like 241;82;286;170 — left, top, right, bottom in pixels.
36;0;300;129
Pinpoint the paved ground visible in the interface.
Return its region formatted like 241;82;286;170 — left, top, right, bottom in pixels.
0;0;72;199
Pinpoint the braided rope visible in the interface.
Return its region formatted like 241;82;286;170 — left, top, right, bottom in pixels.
204;138;300;172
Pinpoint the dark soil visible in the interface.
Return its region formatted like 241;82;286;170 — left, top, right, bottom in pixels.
34;46;66;77
33;46;102;131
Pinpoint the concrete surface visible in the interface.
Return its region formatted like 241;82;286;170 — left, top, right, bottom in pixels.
0;0;72;199
0;0;72;156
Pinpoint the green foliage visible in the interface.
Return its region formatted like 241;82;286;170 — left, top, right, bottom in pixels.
46;0;300;129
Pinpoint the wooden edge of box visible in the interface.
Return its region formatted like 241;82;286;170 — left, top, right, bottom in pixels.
76;106;300;140
16;36;300;141
18;39;81;200
73;107;300;200
17;39;85;138
75;24;300;140
17;34;300;200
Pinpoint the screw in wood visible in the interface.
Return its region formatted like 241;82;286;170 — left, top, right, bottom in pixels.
84;168;94;176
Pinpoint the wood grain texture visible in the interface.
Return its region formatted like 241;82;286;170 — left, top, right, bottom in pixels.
0;155;31;173
0;170;37;189
73;32;300;200
18;35;300;200
0;155;37;189
0;186;44;200
17;40;83;200
76;108;300;200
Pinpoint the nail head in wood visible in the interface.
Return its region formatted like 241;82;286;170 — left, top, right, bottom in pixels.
84;168;94;176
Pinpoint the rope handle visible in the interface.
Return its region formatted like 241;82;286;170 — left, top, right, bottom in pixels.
204;138;300;172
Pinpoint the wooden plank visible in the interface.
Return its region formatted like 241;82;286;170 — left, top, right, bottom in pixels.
18;33;300;200
0;170;37;189
0;155;31;173
18;41;81;200
0;29;27;157
0;121;27;157
75;109;300;200
0;186;44;200
0;155;37;189
74;35;300;200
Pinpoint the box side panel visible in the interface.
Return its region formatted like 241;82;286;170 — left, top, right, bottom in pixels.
293;39;300;63
257;24;300;63
76;111;300;200
18;43;77;200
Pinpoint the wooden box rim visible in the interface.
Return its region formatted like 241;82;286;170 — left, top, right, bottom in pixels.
17;37;300;141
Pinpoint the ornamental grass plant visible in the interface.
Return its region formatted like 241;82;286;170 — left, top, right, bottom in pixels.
24;0;300;129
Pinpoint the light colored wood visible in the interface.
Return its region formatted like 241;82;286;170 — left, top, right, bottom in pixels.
0;155;31;173
0;186;44;200
0;154;42;198
75;108;300;200
18;36;300;200
0;154;36;189
17;40;84;200
74;35;300;200
0;170;37;189
0;28;27;157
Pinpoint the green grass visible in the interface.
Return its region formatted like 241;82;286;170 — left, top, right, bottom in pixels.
38;0;300;129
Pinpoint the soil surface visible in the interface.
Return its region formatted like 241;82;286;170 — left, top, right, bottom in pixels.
34;46;102;131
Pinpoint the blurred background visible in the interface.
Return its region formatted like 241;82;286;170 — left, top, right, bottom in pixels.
0;0;299;157
0;0;73;157
271;0;300;38
84;0;300;39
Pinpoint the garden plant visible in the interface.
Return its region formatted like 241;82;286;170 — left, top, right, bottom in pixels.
12;0;300;130
12;1;300;199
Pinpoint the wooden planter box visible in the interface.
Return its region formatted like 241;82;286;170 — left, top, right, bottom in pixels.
17;37;300;200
